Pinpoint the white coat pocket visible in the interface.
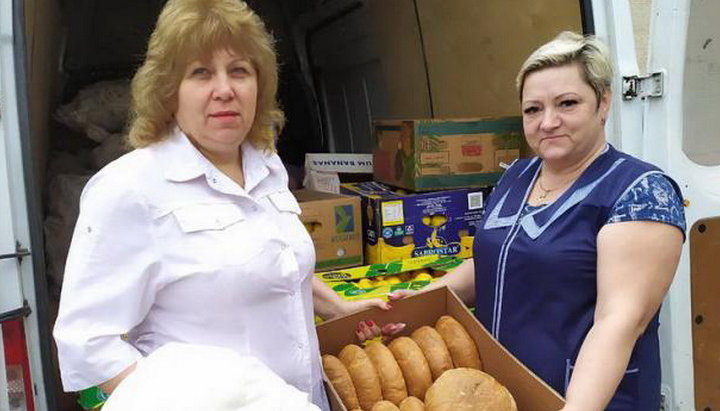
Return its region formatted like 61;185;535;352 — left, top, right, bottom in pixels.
172;203;245;233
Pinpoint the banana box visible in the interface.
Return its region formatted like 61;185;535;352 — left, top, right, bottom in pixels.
316;254;464;301
294;189;363;271
340;181;491;264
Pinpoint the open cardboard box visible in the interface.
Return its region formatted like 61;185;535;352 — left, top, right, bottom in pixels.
316;286;565;410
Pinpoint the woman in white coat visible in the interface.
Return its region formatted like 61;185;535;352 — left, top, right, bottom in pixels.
52;0;385;409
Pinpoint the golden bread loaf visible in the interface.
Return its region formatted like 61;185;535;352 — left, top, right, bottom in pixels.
388;337;433;401
322;354;360;410
399;396;425;411
339;344;383;411
424;368;517;411
435;316;482;369
410;326;453;380
364;341;408;405
372;400;402;411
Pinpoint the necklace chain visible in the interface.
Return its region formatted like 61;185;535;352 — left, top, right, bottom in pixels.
536;171;581;201
536;178;555;200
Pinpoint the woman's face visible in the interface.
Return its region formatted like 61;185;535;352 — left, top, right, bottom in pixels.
175;48;258;158
521;63;609;166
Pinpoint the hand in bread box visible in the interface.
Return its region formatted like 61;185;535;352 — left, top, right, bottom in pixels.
323;313;516;410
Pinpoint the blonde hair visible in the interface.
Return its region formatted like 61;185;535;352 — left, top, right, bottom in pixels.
516;31;613;106
128;0;284;151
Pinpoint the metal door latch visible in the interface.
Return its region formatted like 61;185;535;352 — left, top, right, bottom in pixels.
622;72;664;100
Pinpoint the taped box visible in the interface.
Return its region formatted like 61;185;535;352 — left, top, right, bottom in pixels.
373;117;524;192
303;153;373;194
317;286;565;410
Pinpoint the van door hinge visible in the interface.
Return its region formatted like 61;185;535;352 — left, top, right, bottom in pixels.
622;72;664;100
0;241;31;263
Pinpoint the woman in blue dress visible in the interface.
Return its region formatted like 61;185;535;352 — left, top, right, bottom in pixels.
385;31;685;410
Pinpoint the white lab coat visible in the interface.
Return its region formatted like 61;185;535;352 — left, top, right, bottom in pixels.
53;128;329;409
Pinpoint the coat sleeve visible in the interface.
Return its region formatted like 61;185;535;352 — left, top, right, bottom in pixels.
53;167;161;392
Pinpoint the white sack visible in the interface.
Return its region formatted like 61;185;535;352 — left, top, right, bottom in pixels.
55;80;131;142
102;343;321;411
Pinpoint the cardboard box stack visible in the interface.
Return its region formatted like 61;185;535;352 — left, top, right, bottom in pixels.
300;117;525;270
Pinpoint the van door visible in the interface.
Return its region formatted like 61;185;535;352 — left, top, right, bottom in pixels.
646;1;720;410
1;1;50;410
592;0;719;410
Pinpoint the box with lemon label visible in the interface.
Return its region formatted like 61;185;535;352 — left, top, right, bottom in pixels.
340;181;491;264
316;254;464;301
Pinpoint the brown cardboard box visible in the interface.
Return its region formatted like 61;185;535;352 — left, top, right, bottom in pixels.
373;117;524;191
317;287;565;410
294;189;363;271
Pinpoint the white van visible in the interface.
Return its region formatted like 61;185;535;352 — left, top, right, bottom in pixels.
1;0;717;410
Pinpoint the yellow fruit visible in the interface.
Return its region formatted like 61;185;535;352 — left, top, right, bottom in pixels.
414;273;433;282
358;279;374;289
386;276;401;285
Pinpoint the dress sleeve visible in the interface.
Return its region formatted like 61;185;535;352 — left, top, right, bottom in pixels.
606;172;687;238
53;168;161;391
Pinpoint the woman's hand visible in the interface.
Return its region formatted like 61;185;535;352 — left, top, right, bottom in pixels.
327;298;391;321
99;362;137;394
388;258;477;305
562;221;683;410
312;278;391;320
355;320;406;344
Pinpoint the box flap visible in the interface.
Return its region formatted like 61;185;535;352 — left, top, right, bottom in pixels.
293;189;354;203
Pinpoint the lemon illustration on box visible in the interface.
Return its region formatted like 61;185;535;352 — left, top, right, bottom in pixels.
316;255;465;301
341;182;491;264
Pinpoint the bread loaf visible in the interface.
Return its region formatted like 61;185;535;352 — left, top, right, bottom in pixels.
424;368;517;411
435;316;482;369
372;400;401;411
322;354;360;410
410;326;453;380
339;344;383;411
399;396;425;411
364;341;408;405
388;337;433;400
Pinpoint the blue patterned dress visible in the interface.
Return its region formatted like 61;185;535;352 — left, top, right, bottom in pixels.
473;145;685;410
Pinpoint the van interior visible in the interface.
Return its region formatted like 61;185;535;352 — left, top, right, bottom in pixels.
22;0;585;409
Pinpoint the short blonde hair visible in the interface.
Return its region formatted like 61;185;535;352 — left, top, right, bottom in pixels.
516;31;613;106
128;0;284;151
